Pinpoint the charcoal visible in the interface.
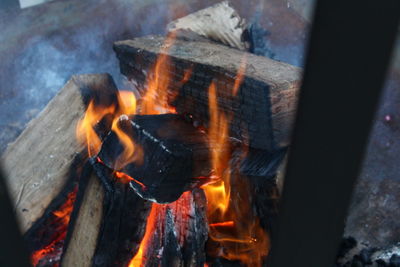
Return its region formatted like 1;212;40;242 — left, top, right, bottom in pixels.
160;209;184;265
141;190;208;267
98;114;224;203
240;147;287;177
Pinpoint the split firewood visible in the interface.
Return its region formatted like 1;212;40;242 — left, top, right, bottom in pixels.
114;35;301;151
167;1;250;51
60;160;153;267
60;158;208;267
1;73;119;233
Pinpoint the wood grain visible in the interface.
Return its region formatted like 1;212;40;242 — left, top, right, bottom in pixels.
1;73;118;233
61;172;104;267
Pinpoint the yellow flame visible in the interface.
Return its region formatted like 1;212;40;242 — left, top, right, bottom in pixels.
202;81;269;266
232;56;247;96
76;101;116;157
140;33;180;115
76;90;143;168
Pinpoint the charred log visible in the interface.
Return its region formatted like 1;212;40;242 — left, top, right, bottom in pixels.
61;158;208;267
61;159;152;267
137;189;208;267
98;113;230;203
114;35;301;151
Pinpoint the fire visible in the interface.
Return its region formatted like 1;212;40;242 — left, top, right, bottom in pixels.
129;204;158;267
129;192;193;267
31;189;77;267
76;90;142;169
232;56;247;96
141;33;181;115
202;80;269;266
114;171;147;191
76;29;266;266
76;101;116;157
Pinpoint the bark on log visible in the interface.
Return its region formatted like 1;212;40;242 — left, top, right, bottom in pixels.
0;73;119;233
114;36;301;151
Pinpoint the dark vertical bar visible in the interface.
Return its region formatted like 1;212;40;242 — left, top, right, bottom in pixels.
0;166;30;267
269;1;400;267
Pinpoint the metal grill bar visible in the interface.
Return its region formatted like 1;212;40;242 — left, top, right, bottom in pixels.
269;1;400;267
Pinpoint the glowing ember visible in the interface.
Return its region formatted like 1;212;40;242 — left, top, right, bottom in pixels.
129;204;158;267
114;171;147;190
129;192;194;267
31;189;77;267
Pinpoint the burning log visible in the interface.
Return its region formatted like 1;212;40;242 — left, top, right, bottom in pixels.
98;113;231;203
60;160;153;267
113;35;301;151
131;190;208;267
1;73;119;233
60;159;208;267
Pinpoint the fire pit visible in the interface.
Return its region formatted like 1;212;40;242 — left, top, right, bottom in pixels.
1;1;399;267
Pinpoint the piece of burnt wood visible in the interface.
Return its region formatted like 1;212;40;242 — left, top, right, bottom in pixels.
61;159;153;267
61;159;208;267
60;167;104;267
23;155;82;267
0;73;119;233
98;113;230;203
113;36;301;151
139;190;208;267
167;1;250;51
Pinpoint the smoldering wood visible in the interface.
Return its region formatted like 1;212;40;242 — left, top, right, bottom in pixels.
61;159;208;267
140;190;208;267
61;160;153;267
98;113;228;203
240;148;287;177
60;167;104;267
0;73;119;233
113;35;301;151
167;1;250;51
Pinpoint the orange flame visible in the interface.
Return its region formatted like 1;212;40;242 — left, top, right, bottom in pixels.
140;33;181;115
31;189;77;266
76;90;143;169
129;192;194;267
232;56;247;96
202;81;269;266
129;204;158;267
76;101;116;157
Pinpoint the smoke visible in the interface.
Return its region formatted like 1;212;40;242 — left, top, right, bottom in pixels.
0;0;186;152
0;0;310;153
